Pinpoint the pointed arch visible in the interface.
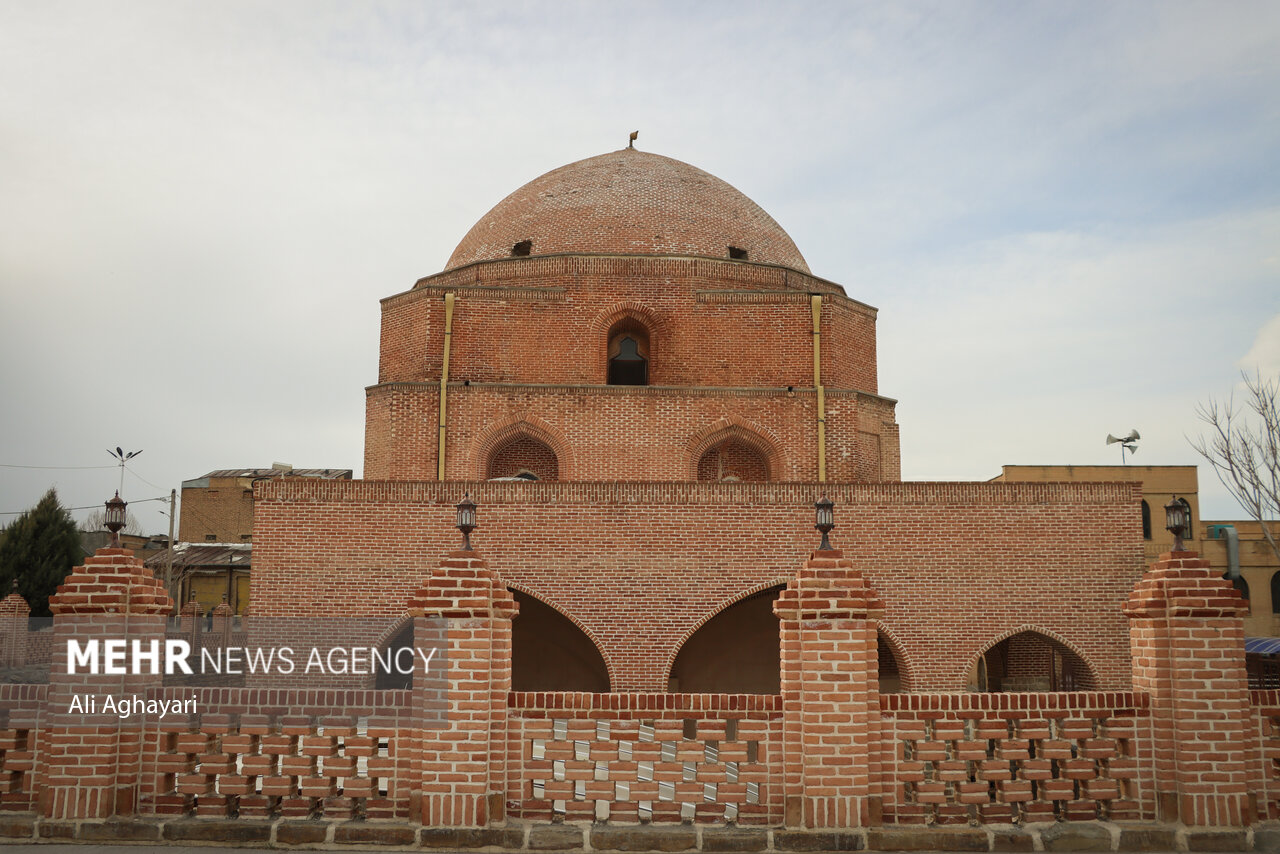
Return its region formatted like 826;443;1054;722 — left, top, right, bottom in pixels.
875;622;916;694
592;302;666;385
506;583;612;692
666;581;787;694
964;625;1098;692
370;612;416;690
471;417;572;481
686;418;784;482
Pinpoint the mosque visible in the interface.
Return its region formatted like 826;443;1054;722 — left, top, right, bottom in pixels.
15;145;1263;843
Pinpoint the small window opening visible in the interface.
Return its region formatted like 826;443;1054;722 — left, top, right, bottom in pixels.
205;534;217;542
512;239;533;257
1141;500;1152;540
728;246;748;260
608;328;649;386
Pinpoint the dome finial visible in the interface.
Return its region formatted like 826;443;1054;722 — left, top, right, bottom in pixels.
628;130;638;149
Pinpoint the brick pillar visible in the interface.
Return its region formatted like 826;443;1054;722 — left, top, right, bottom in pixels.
406;548;518;827
179;598;200;636
40;547;173;819
1123;549;1251;826
211;596;232;643
0;583;30;668
775;547;884;828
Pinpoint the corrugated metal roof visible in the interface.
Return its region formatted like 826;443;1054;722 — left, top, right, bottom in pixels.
144;543;252;569
1245;637;1280;655
198;468;352;479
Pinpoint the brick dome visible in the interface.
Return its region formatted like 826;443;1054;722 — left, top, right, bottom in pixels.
445;149;810;273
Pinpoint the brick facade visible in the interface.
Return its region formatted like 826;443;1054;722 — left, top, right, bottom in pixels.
5;149;1267;842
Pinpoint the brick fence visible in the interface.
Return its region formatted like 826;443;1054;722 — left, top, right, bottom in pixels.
0;545;1272;850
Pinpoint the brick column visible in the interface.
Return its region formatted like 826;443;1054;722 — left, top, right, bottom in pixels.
210;596;232;643
178;598;200;636
39;547;172;819
1123;549;1251;826
406;548;518;827
0;583;30;669
774;547;883;828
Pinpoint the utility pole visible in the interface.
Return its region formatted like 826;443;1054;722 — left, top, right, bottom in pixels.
163;488;177;613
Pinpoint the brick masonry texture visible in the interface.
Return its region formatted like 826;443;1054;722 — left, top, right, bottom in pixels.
251;480;1143;693
367;255;894;483
445;150;810;273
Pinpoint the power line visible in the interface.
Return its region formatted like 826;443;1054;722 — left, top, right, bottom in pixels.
0;495;170;516
0;463;116;470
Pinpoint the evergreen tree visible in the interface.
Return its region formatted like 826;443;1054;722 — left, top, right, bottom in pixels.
0;488;83;618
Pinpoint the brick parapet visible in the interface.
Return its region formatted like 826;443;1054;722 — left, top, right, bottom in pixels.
258;478;1140;507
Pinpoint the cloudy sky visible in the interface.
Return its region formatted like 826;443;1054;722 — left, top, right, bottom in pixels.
1;1;1277;534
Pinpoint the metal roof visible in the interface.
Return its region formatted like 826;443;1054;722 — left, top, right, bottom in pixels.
144;543;252;569
1245;637;1280;655
198;468;351;479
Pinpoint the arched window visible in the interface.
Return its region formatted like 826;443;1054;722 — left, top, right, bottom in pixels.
1141;500;1152;540
487;436;558;482
607;322;649;386
973;630;1096;692
511;590;609;692
669;587;782;694
1226;572;1250;616
1179;498;1193;540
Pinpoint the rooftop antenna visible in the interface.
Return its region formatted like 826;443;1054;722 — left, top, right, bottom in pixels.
628;130;638;149
1105;429;1140;464
107;446;142;494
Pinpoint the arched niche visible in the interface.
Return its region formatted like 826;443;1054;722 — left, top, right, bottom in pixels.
668;586;782;694
969;629;1097;692
696;438;771;482
488;436;559;482
511;589;609;692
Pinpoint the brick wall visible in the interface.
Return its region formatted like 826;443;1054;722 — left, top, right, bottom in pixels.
507;692;782;825
251;480;1143;693
179;480;254;543
879;692;1154;825
368;256;897;484
365;385;898;484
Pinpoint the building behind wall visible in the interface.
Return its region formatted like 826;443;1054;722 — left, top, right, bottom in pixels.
254;149;1149;698
147;465;351;614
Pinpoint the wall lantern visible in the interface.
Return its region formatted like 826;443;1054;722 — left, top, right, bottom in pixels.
104;491;127;548
815;497;835;551
456;493;477;551
1164;496;1189;552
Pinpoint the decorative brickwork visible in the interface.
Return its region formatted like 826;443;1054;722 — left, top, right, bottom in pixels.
879;692;1153;826
142;699;414;821
508;693;782;825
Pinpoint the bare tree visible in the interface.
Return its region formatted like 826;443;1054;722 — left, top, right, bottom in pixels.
1191;370;1280;563
80;509;147;537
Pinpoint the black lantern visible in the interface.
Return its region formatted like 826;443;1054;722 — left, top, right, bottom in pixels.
815;497;835;551
1165;496;1189;552
104;491;127;548
456;493;477;551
